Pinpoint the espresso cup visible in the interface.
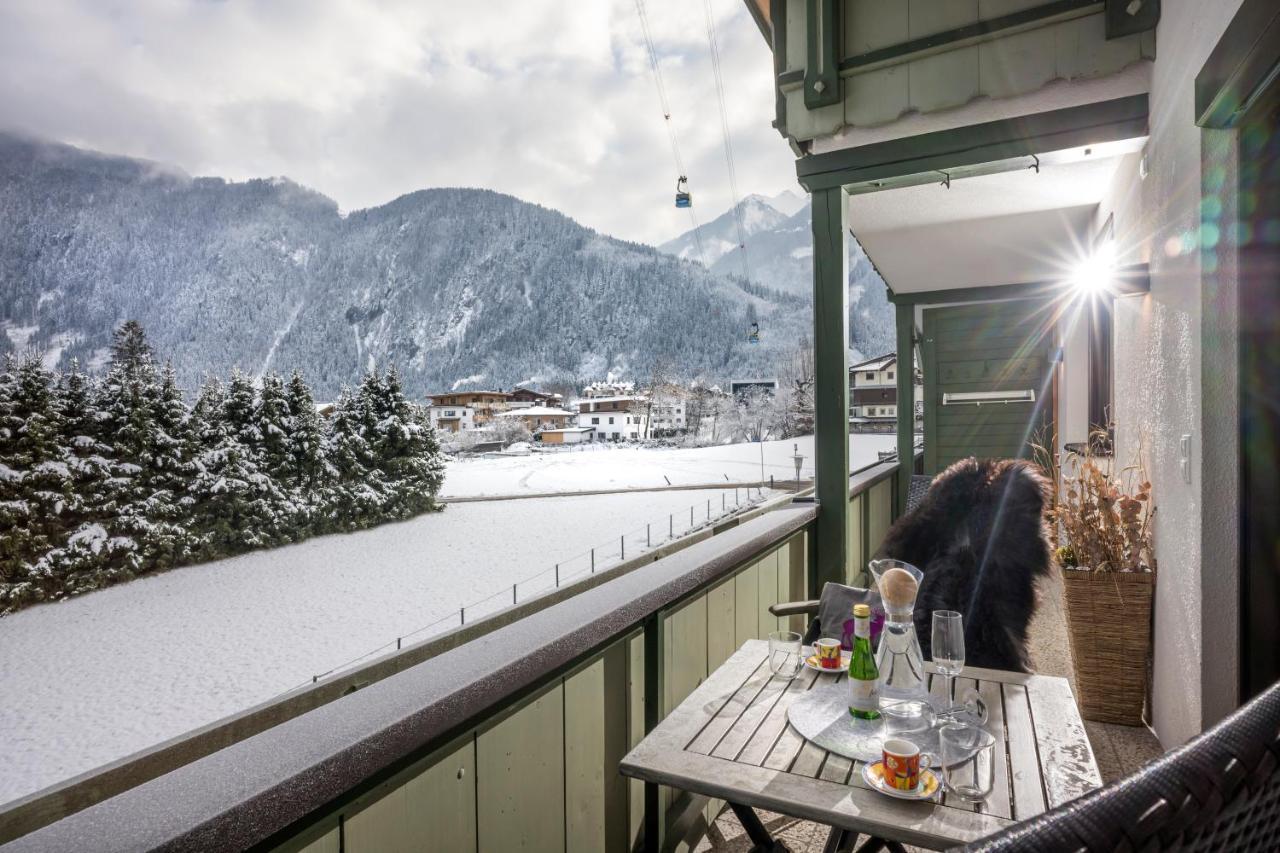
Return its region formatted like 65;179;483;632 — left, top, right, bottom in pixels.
814;638;842;669
881;738;937;792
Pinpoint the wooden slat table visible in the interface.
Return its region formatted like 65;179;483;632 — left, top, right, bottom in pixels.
620;639;1102;851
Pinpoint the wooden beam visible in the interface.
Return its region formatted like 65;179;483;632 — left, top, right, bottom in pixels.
1195;0;1280;128
895;304;914;517
838;0;1100;75
887;264;1150;306
811;186;850;589
803;0;841;110
795;95;1149;192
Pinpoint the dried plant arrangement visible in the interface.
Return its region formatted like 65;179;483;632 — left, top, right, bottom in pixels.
1053;428;1156;574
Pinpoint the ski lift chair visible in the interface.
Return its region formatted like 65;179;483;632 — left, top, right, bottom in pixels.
674;176;692;208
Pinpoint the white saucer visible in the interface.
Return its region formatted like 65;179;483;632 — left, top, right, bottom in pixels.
861;760;940;801
803;652;851;673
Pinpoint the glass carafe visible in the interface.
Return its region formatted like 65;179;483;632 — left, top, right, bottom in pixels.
868;558;928;703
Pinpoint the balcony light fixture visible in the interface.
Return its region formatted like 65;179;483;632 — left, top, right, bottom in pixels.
1069;239;1116;295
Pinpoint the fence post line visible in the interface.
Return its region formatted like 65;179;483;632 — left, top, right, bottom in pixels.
707;499;710;520
669;514;673;538
312;675;318;684
621;535;626;560
771;474;775;489
396;637;401;650
647;523;651;547
591;548;595;573
512;584;517;605
690;506;694;527
460;607;465;626
555;563;560;587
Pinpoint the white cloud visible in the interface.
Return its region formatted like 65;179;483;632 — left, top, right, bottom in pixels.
0;0;801;245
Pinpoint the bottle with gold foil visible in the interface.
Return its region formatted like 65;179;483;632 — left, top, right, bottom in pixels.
848;603;881;720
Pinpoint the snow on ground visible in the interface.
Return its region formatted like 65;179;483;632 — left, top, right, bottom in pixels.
442;434;896;498
0;487;767;804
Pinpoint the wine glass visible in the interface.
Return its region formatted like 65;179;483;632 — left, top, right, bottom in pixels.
932;610;964;717
767;631;803;680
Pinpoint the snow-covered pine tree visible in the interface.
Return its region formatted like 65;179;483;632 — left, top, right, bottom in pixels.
367;366;444;517
0;354;72;606
284;370;328;522
38;359;123;596
191;369;288;551
322;385;379;530
96;321;163;575
135;361;197;568
254;371;303;539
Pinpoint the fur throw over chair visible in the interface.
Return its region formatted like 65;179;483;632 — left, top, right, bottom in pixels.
875;457;1052;672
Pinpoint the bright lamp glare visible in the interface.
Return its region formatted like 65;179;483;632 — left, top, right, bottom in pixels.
1070;242;1115;294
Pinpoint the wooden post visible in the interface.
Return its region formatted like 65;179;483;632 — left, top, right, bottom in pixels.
895;302;915;517
812;185;851;589
642;612;666;853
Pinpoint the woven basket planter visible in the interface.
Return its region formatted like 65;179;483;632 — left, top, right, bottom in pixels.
1060;568;1153;726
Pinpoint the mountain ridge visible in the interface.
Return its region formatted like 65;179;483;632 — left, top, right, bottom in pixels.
0;133;813;398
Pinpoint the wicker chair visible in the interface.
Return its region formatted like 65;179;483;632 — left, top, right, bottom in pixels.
955;678;1280;852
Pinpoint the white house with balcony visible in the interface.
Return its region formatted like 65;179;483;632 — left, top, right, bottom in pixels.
575;395;648;441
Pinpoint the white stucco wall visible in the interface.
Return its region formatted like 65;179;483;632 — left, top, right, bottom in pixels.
1094;0;1244;747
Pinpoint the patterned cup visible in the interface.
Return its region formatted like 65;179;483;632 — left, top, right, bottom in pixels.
882;738;936;792
814;638;842;670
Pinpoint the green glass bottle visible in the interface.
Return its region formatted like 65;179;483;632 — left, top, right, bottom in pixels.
848;603;881;720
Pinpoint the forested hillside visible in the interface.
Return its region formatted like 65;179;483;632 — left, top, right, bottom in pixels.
0;132;808;397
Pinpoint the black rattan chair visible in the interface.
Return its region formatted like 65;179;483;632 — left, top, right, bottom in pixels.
955;678;1280;852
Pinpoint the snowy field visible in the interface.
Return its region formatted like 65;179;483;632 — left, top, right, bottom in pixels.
0;434;896;804
443;433;896;497
0;487;765;804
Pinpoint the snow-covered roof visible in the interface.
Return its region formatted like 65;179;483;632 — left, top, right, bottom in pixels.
575;395;647;405
850;354;896;372
496;406;574;417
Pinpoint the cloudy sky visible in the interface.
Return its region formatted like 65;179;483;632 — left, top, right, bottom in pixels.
0;0;800;246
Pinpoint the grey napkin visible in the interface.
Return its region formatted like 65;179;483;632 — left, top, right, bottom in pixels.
815;582;884;650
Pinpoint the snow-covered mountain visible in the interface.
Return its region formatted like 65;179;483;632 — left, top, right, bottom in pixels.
0;132;812;397
658;192;895;360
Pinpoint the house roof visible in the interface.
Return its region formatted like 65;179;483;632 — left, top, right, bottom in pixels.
575;395;647;405
850;354;897;372
496;406;574;417
539;427;595;434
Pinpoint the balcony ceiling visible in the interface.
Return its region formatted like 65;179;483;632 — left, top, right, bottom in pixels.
849;136;1145;295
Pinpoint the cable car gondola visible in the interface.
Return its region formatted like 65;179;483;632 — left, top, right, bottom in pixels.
674;176;692;208
748;321;760;344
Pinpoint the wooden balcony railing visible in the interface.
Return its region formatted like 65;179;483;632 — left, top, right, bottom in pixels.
3;457;911;852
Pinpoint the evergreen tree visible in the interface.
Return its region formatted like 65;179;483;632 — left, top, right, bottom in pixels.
284;370;326;489
135;362;196;567
0;354;72;602
323;385;378;529
367;366;445;517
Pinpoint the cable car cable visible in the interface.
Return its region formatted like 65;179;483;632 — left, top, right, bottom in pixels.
634;0;709;268
701;0;754;289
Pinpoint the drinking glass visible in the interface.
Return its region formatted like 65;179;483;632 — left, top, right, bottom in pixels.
880;699;935;739
767;631;803;680
931;610;964;717
938;724;996;802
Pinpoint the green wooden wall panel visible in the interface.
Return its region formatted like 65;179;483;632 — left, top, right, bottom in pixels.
296;828;339;853
706;577;738;673
924;301;1055;474
664;596;708;715
734;561;760;648
775;541;792;632
344;738;477;853
867;480;893;561
627;634;644;847
846;495;864;585
564;644;629;853
404;740;477;853
756;550;780;638
477;686;565;852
